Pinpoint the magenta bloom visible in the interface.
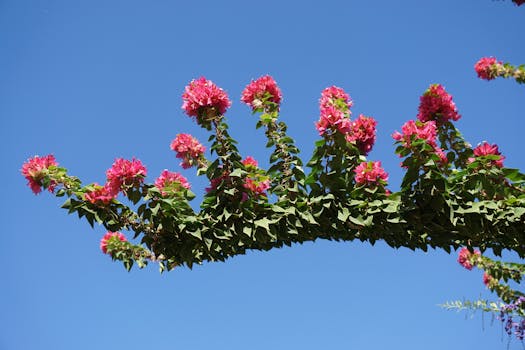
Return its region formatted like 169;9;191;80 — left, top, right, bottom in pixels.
319;86;352;111
100;231;127;254
106;158;147;193
316;86;353;136
84;183;117;204
170;133;206;169
469;142;505;168
346;115;377;155
392;120;438;147
475;57;501;81
154;170;190;196
457;247;481;270
316;106;352;136
417;84;461;124
354;161;388;187
242;156;259;169
243;177;270;197
21;154;58;194
241;75;282;110
483;272;494;287
182;77;231;121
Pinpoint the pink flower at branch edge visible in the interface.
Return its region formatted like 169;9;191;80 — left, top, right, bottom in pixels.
242;156;258;169
474;57;501;81
469;142;505;168
346;114;377;155
182;77;231;120
100;231;127;254
392;120;438;148
417;84;461;124
154;170;190;196
483;272;494;287
241;75;282;110
170;133;206;169
457;247;481;270
106;158;147;193
84;183;117;204
354;161;388;187
243;177;271;198
316;86;353;136
21;154;58;194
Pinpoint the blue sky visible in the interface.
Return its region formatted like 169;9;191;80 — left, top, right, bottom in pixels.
2;1;524;349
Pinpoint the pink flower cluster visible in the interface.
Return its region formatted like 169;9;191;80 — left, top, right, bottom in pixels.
346;115;377;155
21;154;58;194
170;133;206;169
241;75;282;110
154;170;190;196
469;142;505;168
85;158;147;204
483;272;494;287
474;57;501;81
242;156;258;169
241;156;270;199
392;120;447;164
316;86;353;136
100;231;127;255
457;247;481;270
354;161;388;187
182;77;231;121
417;84;461;124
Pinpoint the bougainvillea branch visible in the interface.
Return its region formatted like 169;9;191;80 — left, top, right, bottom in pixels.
475;57;525;84
22;71;525;272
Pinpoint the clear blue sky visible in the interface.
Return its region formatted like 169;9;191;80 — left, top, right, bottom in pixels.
2;1;524;349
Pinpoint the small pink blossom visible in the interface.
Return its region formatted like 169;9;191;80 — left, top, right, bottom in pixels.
170;134;206;169
346;114;377;155
241;75;282;110
354;161;388;187
392;120;438;148
483;272;494;287
316;106;351;136
21;155;58;194
106;158;147;193
242;156;258;169
154;170;190;196
182;77;231;122
243;177;270;196
469;142;505;168
417;84;461;124
475;57;501;81
206;171;231;193
316;86;353;136
457;247;481;270
100;231;127;254
84;183;117;204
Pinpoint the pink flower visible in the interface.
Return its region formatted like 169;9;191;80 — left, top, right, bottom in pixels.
319;86;352;111
417;84;461;124
316;106;351;136
100;231;127;255
170;134;206;169
242;156;259;169
483;272;494;287
457;247;481;270
392;120;438;147
182;77;231;123
354;161;389;187
154;170;190;196
243;177;271;197
106;158;147;193
316;86;353;136
206;171;231;193
469;142;505;168
21;155;58;194
346;114;377;155
241;75;282;110
84;183;117;204
475;57;501;81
